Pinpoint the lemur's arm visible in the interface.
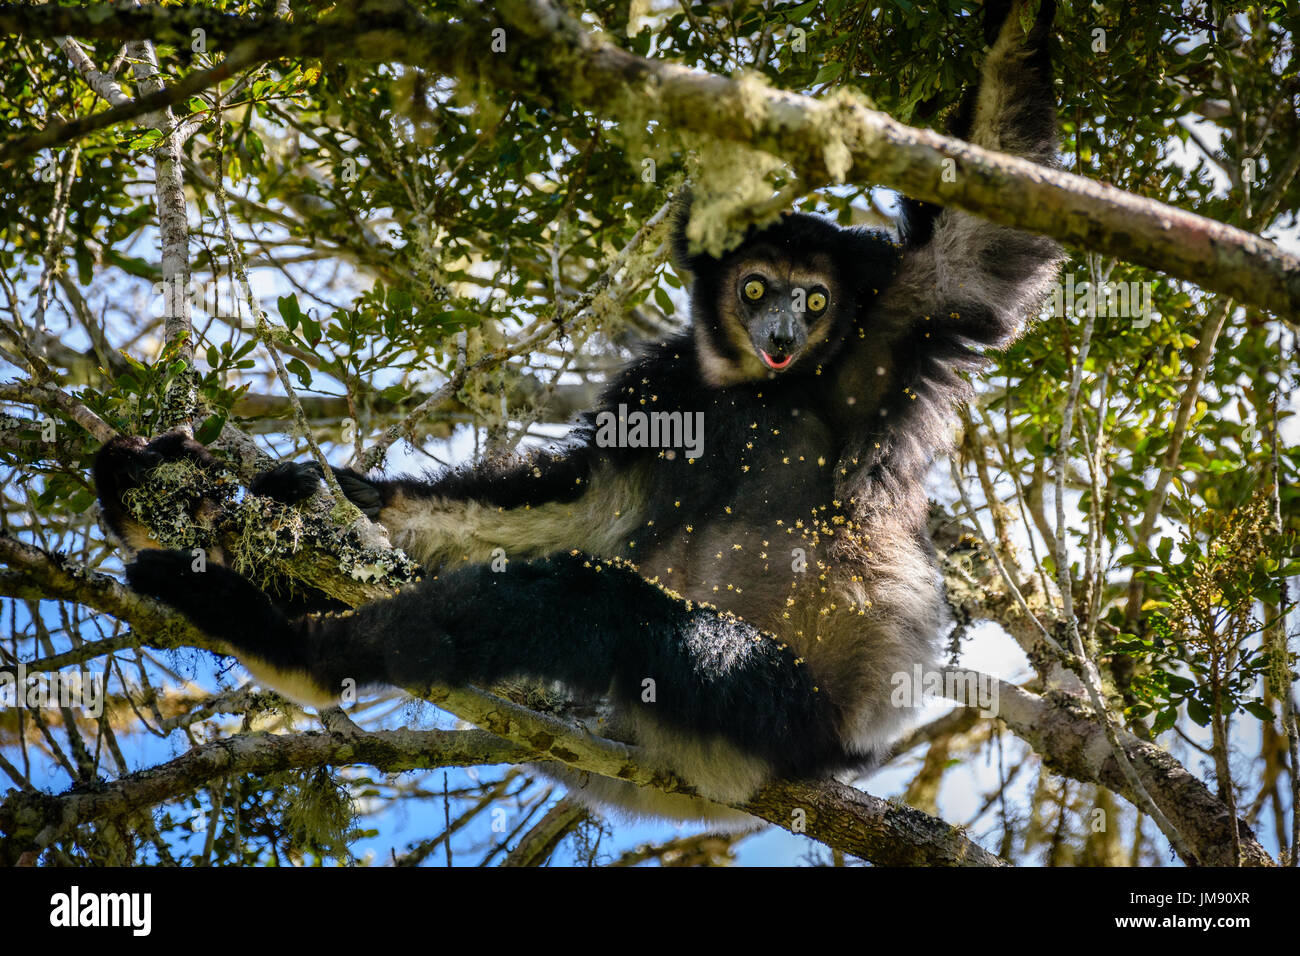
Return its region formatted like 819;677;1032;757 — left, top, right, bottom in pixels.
126;548;848;785
255;443;596;517
98;413;621;572
834;0;1062;491
254;435;624;569
889;0;1061;333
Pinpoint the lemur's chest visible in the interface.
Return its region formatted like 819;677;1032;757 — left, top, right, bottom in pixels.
608;391;856;625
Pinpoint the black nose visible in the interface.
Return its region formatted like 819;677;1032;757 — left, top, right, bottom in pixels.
767;331;796;356
767;316;799;355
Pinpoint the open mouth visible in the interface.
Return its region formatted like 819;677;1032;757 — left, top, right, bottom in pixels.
760;351;794;371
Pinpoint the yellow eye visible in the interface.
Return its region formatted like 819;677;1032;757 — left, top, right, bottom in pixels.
808;291;827;312
744;279;765;301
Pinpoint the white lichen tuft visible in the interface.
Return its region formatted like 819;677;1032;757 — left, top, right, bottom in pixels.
733;71;772;129
816;89;865;184
684;140;785;259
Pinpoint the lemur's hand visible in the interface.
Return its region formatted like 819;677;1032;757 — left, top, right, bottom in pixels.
250;462;383;520
248;462;325;505
983;0;1055;49
93;432;231;550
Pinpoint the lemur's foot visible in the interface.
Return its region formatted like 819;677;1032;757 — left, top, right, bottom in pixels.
93;432;222;505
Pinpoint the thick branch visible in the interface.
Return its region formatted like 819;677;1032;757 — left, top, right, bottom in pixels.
0;381;116;443
930;528;1270;866
2;0;1297;317
0;536;203;654
0;724;530;855
971;677;1272;866
740;778;1006;866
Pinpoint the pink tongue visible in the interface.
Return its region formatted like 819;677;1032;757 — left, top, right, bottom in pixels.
762;352;793;370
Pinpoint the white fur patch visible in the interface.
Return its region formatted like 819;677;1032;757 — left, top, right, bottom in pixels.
383;464;648;569
237;655;337;709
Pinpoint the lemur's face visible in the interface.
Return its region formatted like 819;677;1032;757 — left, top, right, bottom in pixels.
718;247;841;375
677;210;900;388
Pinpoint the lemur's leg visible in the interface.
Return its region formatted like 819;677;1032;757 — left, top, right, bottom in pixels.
127;549;846;780
93;433;229;552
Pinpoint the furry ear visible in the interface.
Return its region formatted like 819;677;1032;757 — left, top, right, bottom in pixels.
667;187;704;281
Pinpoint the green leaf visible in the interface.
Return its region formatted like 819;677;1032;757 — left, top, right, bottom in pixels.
1185;697;1211;727
1243;701;1275;722
654;286;675;316
782;0;818;22
1152;707;1178;735
286;358;313;389
195;413;226;445
278;294;304;331
301;313;321;345
75;244;93;285
813;61;845;84
127;129;164;152
388;288;412;313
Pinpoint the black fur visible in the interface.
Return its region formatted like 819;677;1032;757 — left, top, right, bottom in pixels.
128;548;845;779
128;549;297;658
251;462;385;519
94;433;350;618
248;461;326;507
92;432;228;547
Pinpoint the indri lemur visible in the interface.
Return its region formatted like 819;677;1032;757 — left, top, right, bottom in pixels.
97;0;1062;820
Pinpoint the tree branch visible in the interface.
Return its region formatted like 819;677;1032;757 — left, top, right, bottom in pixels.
947;673;1273;866
0;724;531;856
0;538;1002;866
0;381;116;444
2;0;1297;317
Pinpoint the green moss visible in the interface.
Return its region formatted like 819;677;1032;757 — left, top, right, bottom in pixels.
274;768;359;864
121;456;236;551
